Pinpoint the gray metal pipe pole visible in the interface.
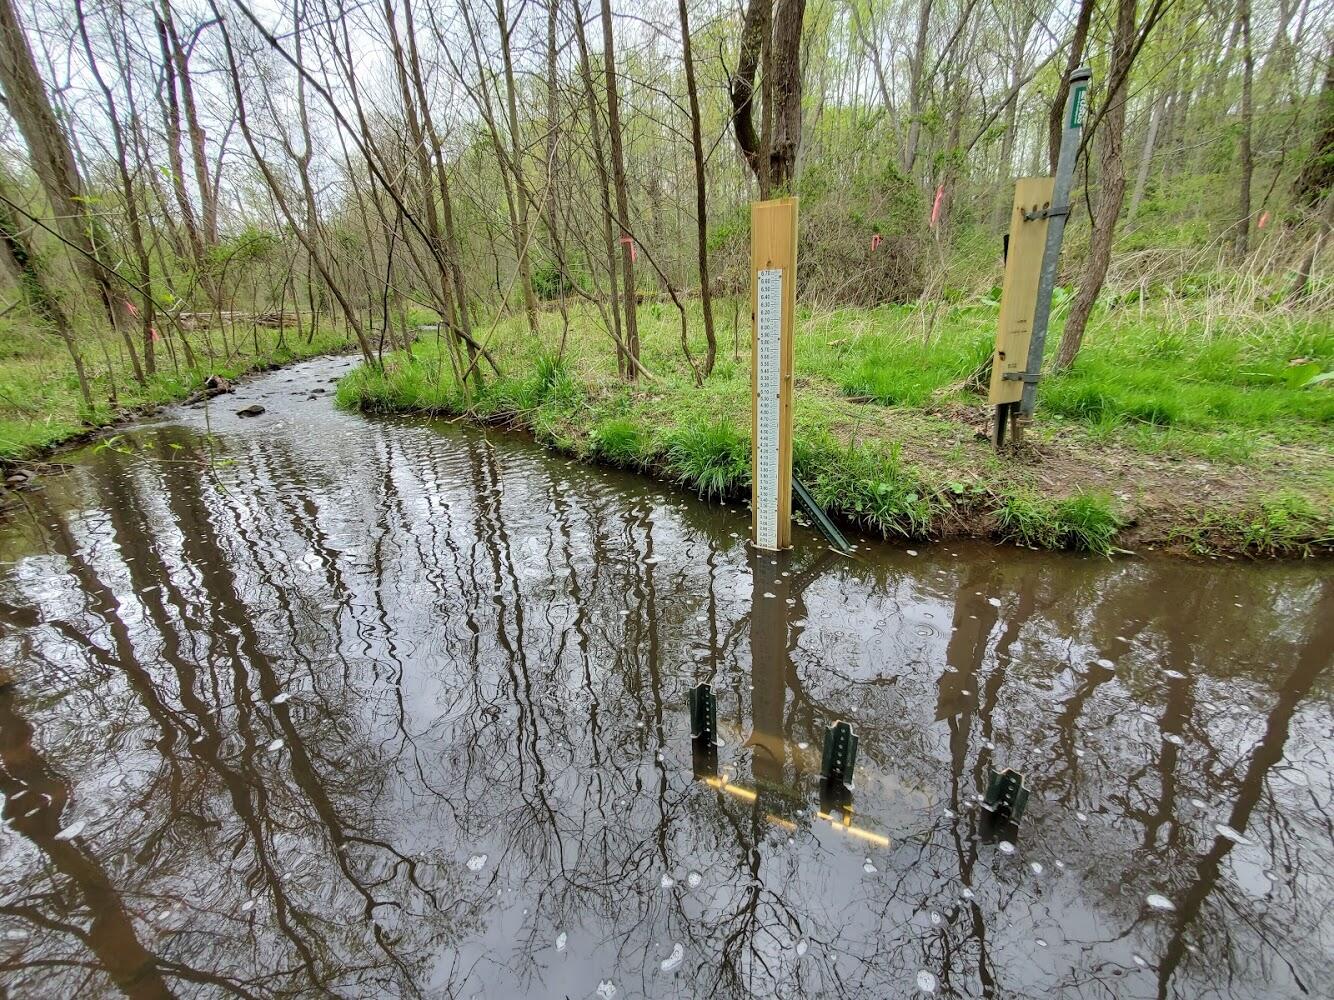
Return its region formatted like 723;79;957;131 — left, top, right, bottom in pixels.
1020;66;1092;418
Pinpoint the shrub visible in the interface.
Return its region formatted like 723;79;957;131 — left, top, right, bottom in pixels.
795;433;936;538
996;490;1122;556
591;417;652;468
665;419;750;498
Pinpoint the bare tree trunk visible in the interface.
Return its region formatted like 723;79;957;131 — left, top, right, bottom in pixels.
902;0;933;174
159;1;217;245
0;180;92;410
494;0;541;336
0;0;139;376
1234;0;1255;257
572;0;626;377
399;0;480;373
1129;92;1164;220
768;0;807;190
729;0;770;184
598;0;640;375
76;0;159;376
543;0;571;351
1056;0;1138;371
679;0;716;377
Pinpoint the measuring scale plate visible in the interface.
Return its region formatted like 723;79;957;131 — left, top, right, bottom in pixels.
755;268;783;549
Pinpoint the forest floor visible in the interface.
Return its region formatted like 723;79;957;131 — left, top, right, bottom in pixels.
338;296;1332;558
0;319;353;465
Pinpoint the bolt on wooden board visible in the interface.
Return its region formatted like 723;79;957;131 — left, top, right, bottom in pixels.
988;177;1056;410
751;198;798;550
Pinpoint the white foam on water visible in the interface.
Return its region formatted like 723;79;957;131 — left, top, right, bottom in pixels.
53;820;85;841
1214;824;1250;845
660;943;684;973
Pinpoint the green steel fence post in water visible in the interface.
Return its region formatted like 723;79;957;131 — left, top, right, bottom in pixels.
1020;66;1092;420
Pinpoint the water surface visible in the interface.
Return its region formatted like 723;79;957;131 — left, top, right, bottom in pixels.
0;356;1329;999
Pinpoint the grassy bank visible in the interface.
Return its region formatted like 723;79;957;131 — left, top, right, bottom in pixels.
0;318;354;463
336;296;1332;558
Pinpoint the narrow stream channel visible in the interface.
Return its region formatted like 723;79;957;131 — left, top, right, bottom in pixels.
1;356;1329;999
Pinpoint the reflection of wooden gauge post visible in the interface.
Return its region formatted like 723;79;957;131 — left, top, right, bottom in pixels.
750;553;789;786
751;198;797;550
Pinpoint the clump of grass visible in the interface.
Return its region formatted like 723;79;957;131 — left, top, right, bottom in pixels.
590;416;653;468
994;493;1054;549
796;433;937;538
533;353;581;407
664;419;750;498
337;358;461;413
1230;493;1330;557
996;489;1122;556
1054;491;1124;555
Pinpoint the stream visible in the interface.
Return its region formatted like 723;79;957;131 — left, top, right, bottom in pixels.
0;355;1329;999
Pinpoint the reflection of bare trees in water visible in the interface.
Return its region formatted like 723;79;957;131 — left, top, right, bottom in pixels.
0;401;1330;998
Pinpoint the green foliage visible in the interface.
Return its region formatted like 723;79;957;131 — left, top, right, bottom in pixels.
841;329;992;405
996;490;1123;557
532;353;581;407
795;433;937;539
664;419;750;499
590;417;652;468
1231;493;1330;557
531;259;580;301
207;225;281;271
1042;319;1334;430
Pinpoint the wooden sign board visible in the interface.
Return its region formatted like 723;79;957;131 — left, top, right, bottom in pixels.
751;197;797;550
988;177;1056;405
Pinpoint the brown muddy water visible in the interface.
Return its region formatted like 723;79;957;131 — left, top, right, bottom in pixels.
0;356;1330;1000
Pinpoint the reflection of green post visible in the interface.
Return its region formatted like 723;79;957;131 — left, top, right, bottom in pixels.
983;767;1030;822
1019;66;1092;420
820;720;859;790
687;682;717;745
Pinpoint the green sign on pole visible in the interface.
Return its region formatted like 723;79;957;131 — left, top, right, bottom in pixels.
1069;83;1089;129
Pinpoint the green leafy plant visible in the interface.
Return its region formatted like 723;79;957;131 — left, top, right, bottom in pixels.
665;419;750;498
